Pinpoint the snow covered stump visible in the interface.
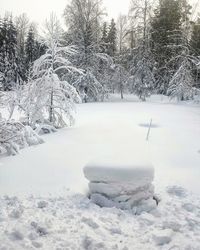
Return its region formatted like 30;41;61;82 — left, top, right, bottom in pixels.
84;160;157;214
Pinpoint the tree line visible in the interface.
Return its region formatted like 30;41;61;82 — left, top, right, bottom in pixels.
1;0;200;154
1;0;200;101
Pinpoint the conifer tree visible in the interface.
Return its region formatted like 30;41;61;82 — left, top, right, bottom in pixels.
25;25;37;75
0;15;23;90
64;0;111;102
151;0;191;93
100;22;108;53
190;18;200;56
107;19;117;57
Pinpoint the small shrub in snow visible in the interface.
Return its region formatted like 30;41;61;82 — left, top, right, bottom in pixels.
74;70;105;103
0;114;44;156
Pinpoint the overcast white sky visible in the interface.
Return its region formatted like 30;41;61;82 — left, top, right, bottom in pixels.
0;0;199;27
0;0;130;26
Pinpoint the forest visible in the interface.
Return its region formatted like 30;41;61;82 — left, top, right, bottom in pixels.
0;0;200;153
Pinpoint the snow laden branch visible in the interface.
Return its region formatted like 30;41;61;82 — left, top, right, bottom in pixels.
0;113;44;156
24;14;81;128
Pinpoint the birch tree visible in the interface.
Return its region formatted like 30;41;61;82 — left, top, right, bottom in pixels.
24;14;81;128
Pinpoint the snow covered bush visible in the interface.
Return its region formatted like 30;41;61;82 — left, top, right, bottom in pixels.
0;114;44;156
24;14;81;128
74;70;105;103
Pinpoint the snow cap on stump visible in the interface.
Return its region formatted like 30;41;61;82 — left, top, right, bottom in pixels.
84;157;156;213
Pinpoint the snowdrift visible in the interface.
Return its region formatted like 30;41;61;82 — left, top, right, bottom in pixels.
84;159;156;214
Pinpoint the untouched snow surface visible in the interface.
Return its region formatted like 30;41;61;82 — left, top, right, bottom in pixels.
0;94;200;196
0;94;200;249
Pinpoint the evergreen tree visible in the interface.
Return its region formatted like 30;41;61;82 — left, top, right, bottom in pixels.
100;22;108;53
64;0;110;102
0;15;23;90
25;25;47;78
190;18;200;56
190;18;200;88
127;0;155;100
107;19;117;57
151;0;191;93
25;25;36;75
167;53;196;100
15;13;29;64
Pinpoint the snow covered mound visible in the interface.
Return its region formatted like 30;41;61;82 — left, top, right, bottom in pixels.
84;160;156;213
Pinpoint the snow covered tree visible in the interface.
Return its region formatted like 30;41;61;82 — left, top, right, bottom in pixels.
107;19;117;57
151;0;192;93
117;14;129;53
127;0;155;100
100;22;108;53
24;24;47;78
15;13;29;60
190;18;200;56
15;14;29;81
23;14;81;128
168;53;196;101
64;0;109;101
25;25;38;76
64;0;103;66
0;14;23;90
128;57;155;101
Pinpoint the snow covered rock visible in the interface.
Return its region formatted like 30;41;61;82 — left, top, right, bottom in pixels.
84;159;155;213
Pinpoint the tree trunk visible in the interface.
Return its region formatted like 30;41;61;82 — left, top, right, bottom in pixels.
49;88;53;123
120;84;124;99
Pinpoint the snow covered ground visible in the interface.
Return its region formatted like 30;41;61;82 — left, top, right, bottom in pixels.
0;189;200;250
0;94;200;249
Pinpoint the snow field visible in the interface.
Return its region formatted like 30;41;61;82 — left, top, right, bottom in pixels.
0;94;200;249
